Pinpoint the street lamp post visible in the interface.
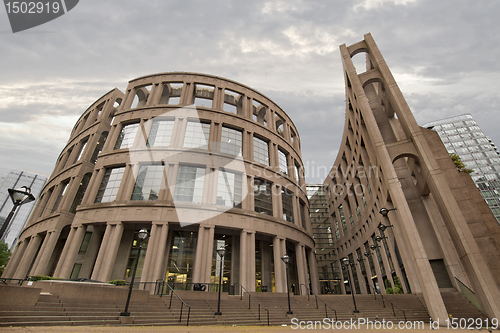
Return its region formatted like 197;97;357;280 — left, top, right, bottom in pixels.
215;247;226;316
121;228;149;317
281;254;293;315
0;186;35;240
363;252;378;293
342;257;359;313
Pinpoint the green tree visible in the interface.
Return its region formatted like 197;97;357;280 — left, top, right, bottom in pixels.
393;276;404;294
385;279;394;294
0;240;11;276
450;153;473;174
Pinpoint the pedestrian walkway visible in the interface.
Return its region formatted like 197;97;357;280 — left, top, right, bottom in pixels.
0;323;486;332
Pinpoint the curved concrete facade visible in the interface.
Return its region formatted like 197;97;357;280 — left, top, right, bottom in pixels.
4;72;319;295
321;34;500;321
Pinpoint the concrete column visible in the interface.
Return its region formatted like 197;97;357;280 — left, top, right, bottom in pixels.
295;243;307;295
202;167;216;205
269;142;278;170
3;239;29;278
97;222;124;282
272;184;281;219
30;233;50;276
273;236;285;293
32;230;60;276
165;163;178;202
261;240;273;290
354;255;368;294
370;239;386;294
147;83;161;106
13;234;42;279
203;226;215;284
248;231;256;292
192;225;205;283
117;164;135;201
239;229;248;289
91;223;113;280
307;248;321;295
151;223;169;286
193;225;214;284
244;176;254;211
58;225;88;278
247;131;254;162
141;223;159;286
81;168;101;205
182;82;195;105
53;227;78;277
293;195;300;227
59;225;87;279
80;226;104;279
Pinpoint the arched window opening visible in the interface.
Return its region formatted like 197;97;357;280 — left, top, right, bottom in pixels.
70;173;92;213
91;131;109;163
193;83;214;108
223;89;243;114
351;51;373;75
253;100;267;126
159;82;183;105
130;85;151;109
276;115;285;137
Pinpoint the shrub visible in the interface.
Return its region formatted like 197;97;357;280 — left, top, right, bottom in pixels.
107;279;126;286
393;276;404;294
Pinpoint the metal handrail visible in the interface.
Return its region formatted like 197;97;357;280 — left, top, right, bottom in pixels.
0;277;27;285
155;279;191;326
299;284;337;321
234;283;270;326
367;284;407;322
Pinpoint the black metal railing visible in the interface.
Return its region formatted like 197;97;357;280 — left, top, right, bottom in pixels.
154;281;229;293
0;277;27;285
300;284;338;321
234;283;270;326
368;284;407;322
155;279;191;326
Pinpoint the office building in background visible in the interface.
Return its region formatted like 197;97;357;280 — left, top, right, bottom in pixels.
423;114;500;224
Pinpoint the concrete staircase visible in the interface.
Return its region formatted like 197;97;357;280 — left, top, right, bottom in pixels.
0;289;433;327
440;288;488;320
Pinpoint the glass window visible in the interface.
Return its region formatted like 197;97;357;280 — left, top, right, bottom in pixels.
95;167;126;203
183;122;210;149
165;231;197;285
339;204;347;235
131;165;164;201
254;178;273;216
147;119;175;147
278;149;288;175
174;165;206;204
216;169;243;208
114;123;139;149
282;187;294;222
220;127;242;157
253;136;269;166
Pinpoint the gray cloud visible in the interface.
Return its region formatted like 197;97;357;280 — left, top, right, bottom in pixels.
1;0;499;184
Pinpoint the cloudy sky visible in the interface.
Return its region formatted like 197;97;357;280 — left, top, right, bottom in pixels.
1;0;499;184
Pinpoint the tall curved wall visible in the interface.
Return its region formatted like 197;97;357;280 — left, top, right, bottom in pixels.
321;34;500;321
4;72;319;294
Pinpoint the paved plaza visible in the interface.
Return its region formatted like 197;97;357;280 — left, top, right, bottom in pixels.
0;324;492;332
